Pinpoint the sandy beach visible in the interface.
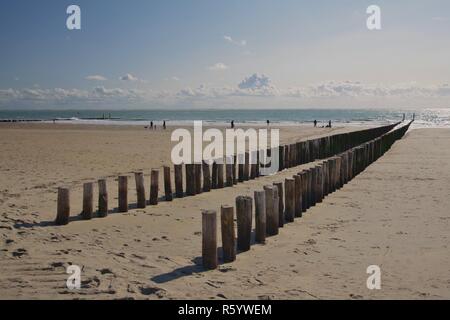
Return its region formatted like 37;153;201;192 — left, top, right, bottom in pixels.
0;124;449;299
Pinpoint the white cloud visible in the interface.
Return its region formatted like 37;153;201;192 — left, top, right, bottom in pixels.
172;76;180;81
2;78;450;108
85;75;107;81
208;62;229;71
119;73;139;81
224;35;247;46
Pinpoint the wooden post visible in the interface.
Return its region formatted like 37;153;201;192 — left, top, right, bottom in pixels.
220;205;236;263
335;157;342;190
202;210;217;270
322;161;329;196
185;164;195;196
163;166;173;201
250;151;257;179
315;165;323;203
217;161;224;188
236;196;253;252
195;163;202;194
307;168;313;207
174;164;184;198
254;190;266;244
300;171;308;212
273;187;279;235
273;182;284;227
329;159;336;192
279;146;284;171
149;169;159;205
225;157;233;187
56;187;70;225
98;179;108;217
284;178;295;223
202;161;211;192
284;145;289;169
212;161;218;189
82;182;94;219
134;172;146;208
311;167;317;206
233;154;238;185
294;174;302;217
118;176;128;212
244;152;250;181
238;154;244;182
264;186;278;236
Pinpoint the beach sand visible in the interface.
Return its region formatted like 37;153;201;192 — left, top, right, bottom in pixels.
0;124;449;299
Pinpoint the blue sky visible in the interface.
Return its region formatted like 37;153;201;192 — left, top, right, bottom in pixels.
1;0;450;109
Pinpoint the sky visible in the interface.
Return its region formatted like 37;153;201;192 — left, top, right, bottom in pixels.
0;0;450;109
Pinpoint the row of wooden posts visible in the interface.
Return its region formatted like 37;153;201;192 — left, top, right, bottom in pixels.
55;121;402;225
201;121;412;269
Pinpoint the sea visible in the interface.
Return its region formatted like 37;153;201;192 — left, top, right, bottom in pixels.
0;108;449;128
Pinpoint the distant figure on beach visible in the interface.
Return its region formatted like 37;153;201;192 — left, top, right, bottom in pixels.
53;119;56;124
326;120;332;128
314;120;317;127
231;120;234;129
266;120;270;126
163;121;166;130
402;113;406;121
150;121;153;129
413;113;415;121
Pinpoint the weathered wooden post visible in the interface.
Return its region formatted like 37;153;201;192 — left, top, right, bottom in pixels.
233;154;238;185
322;161;329;196
56;187;70;225
149;169;159;205
254;190;266;244
273;182;284;227
212;161;218;189
134;172;146;208
163;166;173;201
217;160;224;189
284;178;295;223
195;163;202;194
174;164;184;198
307;168;313;207
202;161;211;192
244;152;250;181
118;175;128;212
279;146;284;171
236;196;253;252
225;157;233;187
82;182;94;219
335;157;342;190
284;145;289;169
294;174;302;217
301;171;308;211
98;179;108;217
273;187;279;234
220;205;236;263
185;164;195;196
250;151;257;179
311;167;317;206
315;165;323;203
264;186;278;236
202;210;218;270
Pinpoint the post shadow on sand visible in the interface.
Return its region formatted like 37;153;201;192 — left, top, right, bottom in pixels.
151;229;260;284
12;198;165;229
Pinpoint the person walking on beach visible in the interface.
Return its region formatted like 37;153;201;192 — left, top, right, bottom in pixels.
327;120;332;128
231;120;235;129
266;120;270;126
163;121;166;130
314;120;317;127
150;121;153;129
